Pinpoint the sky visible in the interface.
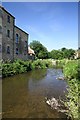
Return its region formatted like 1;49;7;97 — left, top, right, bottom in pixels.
2;2;78;51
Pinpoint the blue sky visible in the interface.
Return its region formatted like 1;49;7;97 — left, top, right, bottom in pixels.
3;2;78;51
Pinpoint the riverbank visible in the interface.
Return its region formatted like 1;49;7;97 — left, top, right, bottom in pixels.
2;59;54;77
62;59;80;120
1;59;79;78
1;58;80;119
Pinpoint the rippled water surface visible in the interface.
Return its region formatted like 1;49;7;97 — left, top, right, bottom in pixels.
2;69;67;118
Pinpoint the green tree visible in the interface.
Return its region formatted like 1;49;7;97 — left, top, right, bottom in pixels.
61;47;66;51
30;40;48;59
50;50;63;59
61;48;75;59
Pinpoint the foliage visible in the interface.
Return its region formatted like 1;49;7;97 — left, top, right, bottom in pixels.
56;59;67;68
63;60;78;79
50;48;75;60
50;50;63;59
63;59;80;120
30;40;75;60
2;59;32;77
0;60;2;76
2;59;53;77
61;48;75;59
64;79;79;119
2;58;80;120
30;40;48;59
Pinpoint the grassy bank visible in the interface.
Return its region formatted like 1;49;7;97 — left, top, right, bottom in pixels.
63;59;80;120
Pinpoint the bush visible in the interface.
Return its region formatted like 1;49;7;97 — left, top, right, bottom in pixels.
64;79;79;119
56;59;67;68
63;59;80;120
2;59;53;77
63;60;78;79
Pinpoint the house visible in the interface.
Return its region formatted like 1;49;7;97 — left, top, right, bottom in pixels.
74;49;80;59
28;46;35;60
0;6;29;61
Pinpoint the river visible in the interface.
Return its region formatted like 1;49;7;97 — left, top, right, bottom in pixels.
2;68;68;118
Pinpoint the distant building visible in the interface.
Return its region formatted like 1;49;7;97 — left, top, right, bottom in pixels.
28;46;35;60
0;6;29;61
74;49;80;59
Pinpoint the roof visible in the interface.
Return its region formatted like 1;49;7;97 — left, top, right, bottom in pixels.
15;26;29;35
0;5;15;19
28;46;35;55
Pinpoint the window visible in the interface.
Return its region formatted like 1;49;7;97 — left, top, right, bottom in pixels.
16;34;19;43
7;15;10;23
0;26;2;33
7;46;10;54
0;44;2;52
24;49;26;55
16;48;18;55
24;41;27;48
0;9;3;18
7;30;10;37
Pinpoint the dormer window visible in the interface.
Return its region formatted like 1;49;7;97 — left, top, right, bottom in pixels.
7;15;10;23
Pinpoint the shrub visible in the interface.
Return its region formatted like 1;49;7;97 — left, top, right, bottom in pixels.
64;79;79;119
63;59;80;120
63;60;78;79
2;59;53;77
56;59;67;68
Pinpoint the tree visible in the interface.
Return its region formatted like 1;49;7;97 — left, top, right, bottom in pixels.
30;40;75;60
61;47;66;51
61;48;75;59
30;40;48;59
50;50;63;59
50;48;75;60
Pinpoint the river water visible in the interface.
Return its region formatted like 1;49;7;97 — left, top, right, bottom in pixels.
2;69;68;118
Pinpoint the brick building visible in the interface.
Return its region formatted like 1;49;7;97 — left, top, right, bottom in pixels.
0;6;29;61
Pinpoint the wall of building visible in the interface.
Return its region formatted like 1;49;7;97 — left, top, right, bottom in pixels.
0;6;29;61
2;7;15;61
0;7;2;60
14;26;28;60
28;54;35;60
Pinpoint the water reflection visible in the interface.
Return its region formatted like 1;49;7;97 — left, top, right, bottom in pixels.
2;69;67;118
